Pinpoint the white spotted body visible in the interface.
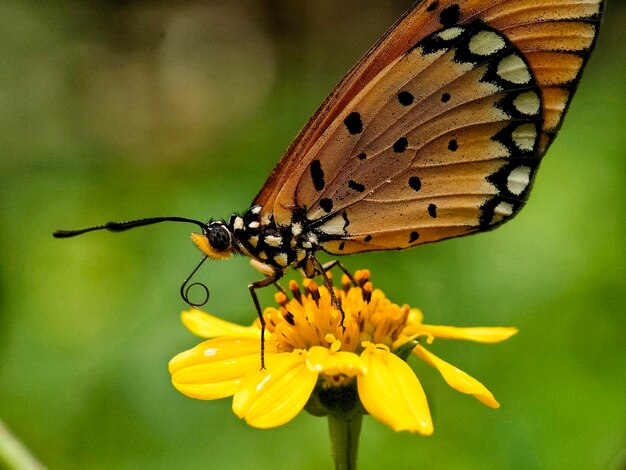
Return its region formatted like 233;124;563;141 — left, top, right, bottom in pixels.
226;206;323;272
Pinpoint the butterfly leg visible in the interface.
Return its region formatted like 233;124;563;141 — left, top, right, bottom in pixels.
249;270;284;369
273;281;287;295
321;259;355;285
308;255;347;329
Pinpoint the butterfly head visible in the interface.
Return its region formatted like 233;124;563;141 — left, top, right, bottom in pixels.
192;220;234;260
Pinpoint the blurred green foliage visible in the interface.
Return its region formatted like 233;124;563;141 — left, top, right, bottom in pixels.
0;1;624;469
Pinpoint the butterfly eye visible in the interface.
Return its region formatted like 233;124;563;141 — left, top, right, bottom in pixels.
208;224;232;252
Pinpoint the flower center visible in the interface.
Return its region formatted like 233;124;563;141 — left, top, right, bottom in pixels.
263;270;410;355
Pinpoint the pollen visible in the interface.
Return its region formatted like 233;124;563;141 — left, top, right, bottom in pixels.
263;270;410;357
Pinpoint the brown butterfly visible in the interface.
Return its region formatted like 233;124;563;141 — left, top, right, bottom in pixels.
55;0;604;341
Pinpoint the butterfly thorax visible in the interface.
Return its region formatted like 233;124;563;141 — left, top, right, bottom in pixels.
229;205;319;271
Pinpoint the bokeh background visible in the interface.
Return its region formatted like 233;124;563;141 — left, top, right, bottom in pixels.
1;1;624;469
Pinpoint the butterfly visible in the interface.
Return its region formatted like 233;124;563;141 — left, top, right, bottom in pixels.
55;0;604;340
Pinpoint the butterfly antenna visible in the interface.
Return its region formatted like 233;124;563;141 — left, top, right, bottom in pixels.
180;255;210;307
53;216;208;238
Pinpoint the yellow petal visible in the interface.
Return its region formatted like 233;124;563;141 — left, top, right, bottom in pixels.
181;309;260;339
407;325;518;343
357;345;433;435
306;346;367;377
169;337;261;400
232;352;317;429
414;345;500;408
406;308;424;325
172;379;242;401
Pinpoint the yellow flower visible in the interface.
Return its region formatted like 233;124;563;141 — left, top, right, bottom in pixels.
169;270;517;434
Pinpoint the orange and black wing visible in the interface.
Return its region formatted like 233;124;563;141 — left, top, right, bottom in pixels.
253;0;604;255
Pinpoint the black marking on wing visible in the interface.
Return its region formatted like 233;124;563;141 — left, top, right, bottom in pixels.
344;112;363;135
393;137;409;153
439;4;460;28
310;160;325;191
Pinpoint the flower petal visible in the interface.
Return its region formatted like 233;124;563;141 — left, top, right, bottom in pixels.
414;345;500;408
232;352;317;428
405;308;424;325
306;346;367;377
411;325;518;343
357;344;433;435
169;337;261;399
182;309;259;339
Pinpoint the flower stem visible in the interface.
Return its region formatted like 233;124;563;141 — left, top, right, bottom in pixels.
0;419;45;470
327;411;363;470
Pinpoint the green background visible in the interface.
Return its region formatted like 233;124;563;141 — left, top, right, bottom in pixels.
1;1;624;469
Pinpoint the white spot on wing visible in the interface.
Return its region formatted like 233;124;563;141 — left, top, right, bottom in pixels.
249;221;260;229
511;124;537;152
437;27;464;41
469;30;506;56
318;216;346;236
507;166;532;196
513;91;540;116
291;222;302;236
492;201;514;224
497;54;531;84
234;217;244;231
251;206;261;214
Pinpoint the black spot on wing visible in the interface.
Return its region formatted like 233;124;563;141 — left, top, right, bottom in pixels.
358;152;367;160
409;231;420;243
310;160;325;191
393;137;409;153
398;91;414;106
409;176;422;192
320;198;333;213
426;1;439;12
344;112;363;135
348;180;365;193
448;139;458;152
441;93;451;103
364;235;373;243
338;241;345;251
428;204;437;218
439;4;460;28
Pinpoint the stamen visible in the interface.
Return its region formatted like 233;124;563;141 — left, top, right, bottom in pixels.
341;274;351;292
284;311;296;326
362;282;373;302
325;334;337;344
354;269;371;287
289;280;302;303
275;291;288;307
308;281;321;305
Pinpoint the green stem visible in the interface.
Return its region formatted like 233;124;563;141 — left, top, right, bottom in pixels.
327;411;363;470
0;419;45;470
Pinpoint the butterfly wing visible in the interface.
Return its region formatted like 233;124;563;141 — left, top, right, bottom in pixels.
253;0;603;255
